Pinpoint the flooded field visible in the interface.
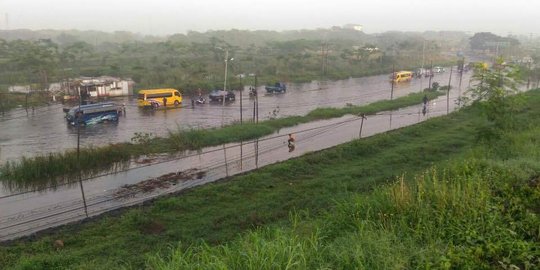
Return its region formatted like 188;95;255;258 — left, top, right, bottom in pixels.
0;71;471;164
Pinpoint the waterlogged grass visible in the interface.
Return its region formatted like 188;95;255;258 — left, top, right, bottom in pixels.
0;90;444;188
0;90;491;269
0;144;132;192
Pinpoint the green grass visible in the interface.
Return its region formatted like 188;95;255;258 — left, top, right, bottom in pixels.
9;89;539;269
0;90;444;188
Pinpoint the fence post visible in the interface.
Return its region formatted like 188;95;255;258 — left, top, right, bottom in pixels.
223;144;229;177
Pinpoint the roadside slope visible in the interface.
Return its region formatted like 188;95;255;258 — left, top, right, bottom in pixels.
5;90;540;269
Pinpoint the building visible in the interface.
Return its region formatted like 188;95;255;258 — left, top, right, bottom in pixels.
8;76;134;98
343;24;363;32
69;76;134;98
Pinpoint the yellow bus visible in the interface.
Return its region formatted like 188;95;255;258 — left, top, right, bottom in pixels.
391;71;413;83
137;88;183;108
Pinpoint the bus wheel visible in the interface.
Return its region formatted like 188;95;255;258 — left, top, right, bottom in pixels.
174;100;180;106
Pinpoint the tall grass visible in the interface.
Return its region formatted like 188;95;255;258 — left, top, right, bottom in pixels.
1;144;131;191
148;157;540;269
0;91;444;187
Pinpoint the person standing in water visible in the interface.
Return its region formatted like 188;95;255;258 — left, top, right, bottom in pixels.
287;134;295;152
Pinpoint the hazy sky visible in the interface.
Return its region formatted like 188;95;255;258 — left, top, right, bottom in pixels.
0;0;538;36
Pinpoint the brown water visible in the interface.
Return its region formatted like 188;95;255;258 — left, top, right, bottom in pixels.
0;71;471;164
0;70;472;241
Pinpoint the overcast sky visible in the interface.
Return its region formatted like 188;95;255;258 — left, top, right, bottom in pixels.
0;0;537;36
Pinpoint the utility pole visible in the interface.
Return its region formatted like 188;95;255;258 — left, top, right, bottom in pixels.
447;66;453;114
428;61;433;90
458;63;464;107
0;92;4;115
390;64;395;100
320;41;329;80
527;61;532;90
0;93;3;115
76;87;89;218
223;50;229;107
240;72;243;124
420;39;426;92
389;64;395;129
255;74;259;123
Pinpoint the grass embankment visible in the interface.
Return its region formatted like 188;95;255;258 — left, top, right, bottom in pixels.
4;90;539;269
0;90;444;189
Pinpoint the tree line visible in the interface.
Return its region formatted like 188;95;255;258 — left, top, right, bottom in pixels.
0;29;470;96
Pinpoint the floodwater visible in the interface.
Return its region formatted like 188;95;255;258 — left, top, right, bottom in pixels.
0;77;467;241
0;71;472;164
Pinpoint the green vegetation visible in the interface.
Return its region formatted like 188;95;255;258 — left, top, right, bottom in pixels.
0;90;444;189
0;29;463;98
0;91;51;112
3;87;540;269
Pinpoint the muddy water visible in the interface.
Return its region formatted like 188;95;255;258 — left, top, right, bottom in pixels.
0;84;463;241
0;71;472;164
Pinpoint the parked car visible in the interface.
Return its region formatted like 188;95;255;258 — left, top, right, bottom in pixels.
209;90;235;102
433;66;446;73
265;82;287;93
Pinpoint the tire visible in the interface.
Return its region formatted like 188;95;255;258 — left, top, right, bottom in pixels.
174;100;180;106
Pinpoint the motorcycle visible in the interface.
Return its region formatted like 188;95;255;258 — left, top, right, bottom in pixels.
196;97;206;104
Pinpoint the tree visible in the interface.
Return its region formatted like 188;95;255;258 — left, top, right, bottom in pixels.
467;58;523;140
8;39;59;89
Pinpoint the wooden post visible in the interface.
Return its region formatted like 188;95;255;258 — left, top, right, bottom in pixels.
240;141;243;171
358;114;366;138
255;139;259;169
223;144;229;177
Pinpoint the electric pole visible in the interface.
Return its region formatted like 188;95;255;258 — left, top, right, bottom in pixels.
447;66;453;114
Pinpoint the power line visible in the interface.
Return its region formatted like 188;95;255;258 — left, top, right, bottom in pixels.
0;116;364;200
0;120;350;235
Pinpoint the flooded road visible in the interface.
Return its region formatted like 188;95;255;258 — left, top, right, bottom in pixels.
0;71;472;164
0;83;464;241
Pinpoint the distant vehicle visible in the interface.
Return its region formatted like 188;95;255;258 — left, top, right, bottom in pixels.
265;82;287;93
195;96;206;104
65;102;121;126
209;90;235;102
248;87;257;97
390;71;413;83
137;88;183;109
433;66;446;73
414;68;428;78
